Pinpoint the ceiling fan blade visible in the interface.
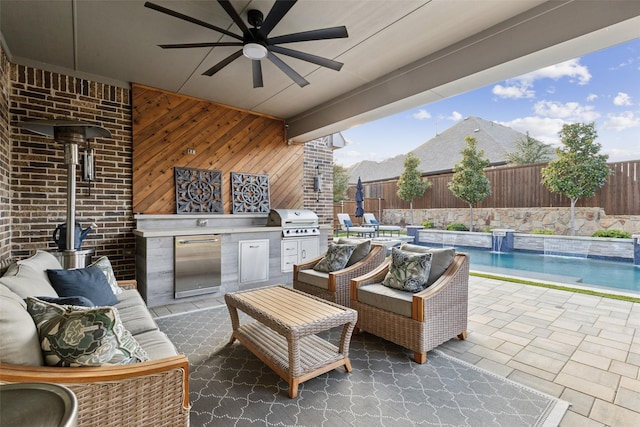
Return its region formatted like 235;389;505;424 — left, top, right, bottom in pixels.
202;50;243;76
217;0;250;35
159;42;243;49
259;0;297;37
252;60;264;88
268;26;348;44
266;52;309;87
268;46;343;71
144;2;243;41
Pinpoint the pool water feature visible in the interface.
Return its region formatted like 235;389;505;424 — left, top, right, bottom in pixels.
456;247;639;294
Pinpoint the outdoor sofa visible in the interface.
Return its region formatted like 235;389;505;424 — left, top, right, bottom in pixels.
350;243;469;363
0;251;189;427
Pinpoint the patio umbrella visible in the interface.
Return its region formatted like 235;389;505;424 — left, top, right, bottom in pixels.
355;177;364;224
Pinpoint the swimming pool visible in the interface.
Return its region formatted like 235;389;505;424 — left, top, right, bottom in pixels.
455;247;640;294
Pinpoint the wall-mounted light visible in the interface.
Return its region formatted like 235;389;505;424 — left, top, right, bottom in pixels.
82;146;96;195
314;164;323;201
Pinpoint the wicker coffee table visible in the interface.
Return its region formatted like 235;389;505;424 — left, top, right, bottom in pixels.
224;285;357;398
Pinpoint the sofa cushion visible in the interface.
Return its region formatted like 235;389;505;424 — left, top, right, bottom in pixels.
89;256;123;295
115;290;159;335
0;263;59;299
297;269;330;290
47;267;119;306
313;243;356;273
400;244;456;286
132;330;179;360
337;238;372;266
16;250;63;282
0;285;44;366
26;297;148;367
357;283;413;317
382;248;432;293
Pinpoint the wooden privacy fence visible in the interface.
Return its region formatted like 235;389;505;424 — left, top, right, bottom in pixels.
343;160;639;215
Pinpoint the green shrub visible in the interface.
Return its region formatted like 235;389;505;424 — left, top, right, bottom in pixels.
532;229;555;235
446;222;469;231
482;227;494;233
592;229;631;239
422;220;435;229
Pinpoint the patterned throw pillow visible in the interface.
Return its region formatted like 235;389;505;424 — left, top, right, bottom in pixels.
382;248;433;293
26;297;148;367
89;256;123;295
313;243;357;273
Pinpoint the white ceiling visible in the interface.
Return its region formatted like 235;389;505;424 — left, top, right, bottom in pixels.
1;1;639;142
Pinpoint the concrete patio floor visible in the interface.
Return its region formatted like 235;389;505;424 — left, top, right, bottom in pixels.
150;275;640;427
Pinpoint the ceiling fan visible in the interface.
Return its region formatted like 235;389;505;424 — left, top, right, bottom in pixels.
144;0;348;88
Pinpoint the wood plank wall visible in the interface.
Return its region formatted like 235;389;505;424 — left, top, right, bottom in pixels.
132;84;303;214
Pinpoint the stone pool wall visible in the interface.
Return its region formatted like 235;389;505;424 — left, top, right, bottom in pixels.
384;207;640;236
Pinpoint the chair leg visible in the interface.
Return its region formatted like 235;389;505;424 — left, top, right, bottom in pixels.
458;331;467;340
353;327;360;335
414;352;426;364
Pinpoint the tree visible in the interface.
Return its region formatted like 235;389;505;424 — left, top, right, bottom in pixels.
397;153;430;225
541;122;613;235
448;136;491;231
333;164;350;202
506;132;554;165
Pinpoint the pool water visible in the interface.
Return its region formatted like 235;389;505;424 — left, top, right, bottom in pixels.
456;247;640;294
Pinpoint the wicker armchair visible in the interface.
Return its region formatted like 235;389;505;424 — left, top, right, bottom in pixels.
293;242;386;307
350;252;469;363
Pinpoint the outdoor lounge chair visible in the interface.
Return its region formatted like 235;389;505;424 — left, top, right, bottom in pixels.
363;213;402;236
337;213;376;238
294;240;386;307
350;243;469;363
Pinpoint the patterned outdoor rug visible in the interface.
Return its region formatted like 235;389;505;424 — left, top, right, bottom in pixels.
156;306;569;427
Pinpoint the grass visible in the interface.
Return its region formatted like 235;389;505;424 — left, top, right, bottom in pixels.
470;271;640;303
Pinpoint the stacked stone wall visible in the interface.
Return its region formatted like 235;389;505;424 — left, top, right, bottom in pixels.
384;207;640;236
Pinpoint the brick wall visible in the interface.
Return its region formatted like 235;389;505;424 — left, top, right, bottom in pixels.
304;137;333;228
6;62;135;278
0;46;10;260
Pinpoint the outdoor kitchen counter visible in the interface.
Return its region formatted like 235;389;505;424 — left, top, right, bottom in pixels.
133;226;278;238
134;214;330;308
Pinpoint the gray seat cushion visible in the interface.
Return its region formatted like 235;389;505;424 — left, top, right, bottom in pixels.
357;283;413;318
133;330;179;360
400;244;455;286
337;238;372;266
297;269;330;290
116;289;159;335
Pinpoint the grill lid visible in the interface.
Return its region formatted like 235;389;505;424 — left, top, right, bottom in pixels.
267;209;319;237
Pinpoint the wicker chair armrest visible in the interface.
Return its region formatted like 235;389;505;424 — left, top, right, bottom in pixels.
0;355;190;425
293;254;325;280
329;243;386;292
411;253;469;321
117;279;137;290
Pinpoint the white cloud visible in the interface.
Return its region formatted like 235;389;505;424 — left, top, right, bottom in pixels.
602;111;640;131
447;111;463;121
492;83;535;99
533;100;600;121
518;58;591;85
412;109;431;120
498;116;565;146
613;92;632;106
586;93;598;102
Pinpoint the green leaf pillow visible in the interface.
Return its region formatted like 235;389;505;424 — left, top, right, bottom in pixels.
26;297;148;367
313;243;356;273
382;248;433;293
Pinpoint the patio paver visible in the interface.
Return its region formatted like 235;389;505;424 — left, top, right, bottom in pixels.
152;274;640;427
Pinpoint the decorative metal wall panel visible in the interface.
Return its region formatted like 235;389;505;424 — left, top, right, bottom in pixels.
231;172;270;213
174;167;223;214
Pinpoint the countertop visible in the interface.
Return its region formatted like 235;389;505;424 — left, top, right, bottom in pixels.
134;225;332;238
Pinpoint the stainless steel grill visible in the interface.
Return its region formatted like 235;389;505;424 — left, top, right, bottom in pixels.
267;209;319;238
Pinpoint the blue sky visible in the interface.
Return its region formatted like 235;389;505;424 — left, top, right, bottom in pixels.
335;38;640;167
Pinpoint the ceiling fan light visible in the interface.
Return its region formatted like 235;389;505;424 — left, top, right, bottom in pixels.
243;43;267;60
